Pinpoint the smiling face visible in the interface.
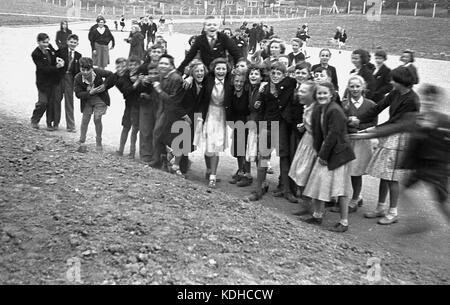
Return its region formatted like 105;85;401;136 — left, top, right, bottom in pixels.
38;38;50;49
97;20;105;28
150;48;163;62
319;50;331;65
67;38;79;50
270;69;285;84
278;57;289;68
294;68;310;84
248;69;262;85
351;54;362;69
214;63;227;80
270;42;281;58
204;18;219;37
128;61;140;75
400;52;412;64
80;66;93;78
192;64;205;83
223;29;232;37
316;85;333;105
291;41;300;53
233;74;245;92
348;79;363;100
236;61;248;71
298;83;315;105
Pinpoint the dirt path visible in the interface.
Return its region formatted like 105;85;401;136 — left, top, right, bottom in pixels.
1;113;449;284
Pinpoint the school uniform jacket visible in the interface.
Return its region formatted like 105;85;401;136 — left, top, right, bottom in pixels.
74;68;114;112
372;64;393;103
32;45;64;91
158;70;186;121
258;77;297;123
311;101;355;170
311;64;339;91
56;46;82;78
106;71;143;107
182;80;206;121
229;88;250;122
177;32;242;74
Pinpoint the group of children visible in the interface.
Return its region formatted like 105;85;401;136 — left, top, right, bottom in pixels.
30;16;449;234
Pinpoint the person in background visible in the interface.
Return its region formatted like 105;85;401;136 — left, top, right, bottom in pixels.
31;33;65;130
248;23;259;54
287;38;306;67
311;49;339;91
147;16;158;47
126;24;145;61
120;15;126;31
168;18;174;36
400;49;419;86
88;16;115;69
349;49;376;100
232;28;249;61
56;20;72;49
372;48;393;104
55;34;82;133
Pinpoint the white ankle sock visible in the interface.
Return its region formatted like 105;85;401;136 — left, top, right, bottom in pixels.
313;212;323;219
376;202;387;212
340;219;348;226
388;207;398;216
209;174;216;181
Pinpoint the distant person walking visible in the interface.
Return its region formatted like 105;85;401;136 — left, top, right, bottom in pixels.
55;20;72;49
88;16;115;69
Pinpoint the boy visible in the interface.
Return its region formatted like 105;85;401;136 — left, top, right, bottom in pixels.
109;56;143;158
143;43;164;67
56;34;82;133
31;33;65;130
74;57;114;152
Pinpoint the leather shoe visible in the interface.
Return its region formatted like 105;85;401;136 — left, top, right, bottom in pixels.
329;222;348;233
284;192;298;204
237;176;253;187
303;217;323;225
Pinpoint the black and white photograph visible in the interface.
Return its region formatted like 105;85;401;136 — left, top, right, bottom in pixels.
0;0;449;288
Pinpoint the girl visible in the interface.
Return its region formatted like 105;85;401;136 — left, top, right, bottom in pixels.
341;75;377;212
56;20;72;49
262;38;286;74
228;70;252;187
349;49;376;100
126;25;145;61
186;35;197;57
197;58;232;188
88;16;115;69
372;49;393;104
287;38;306;67
289;80;317;195
357;66;420;225
302;81;355;232
400;49;419;86
178;59;208;174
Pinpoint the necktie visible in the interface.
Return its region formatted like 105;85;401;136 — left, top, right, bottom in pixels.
68;50;74;72
209;37;216;49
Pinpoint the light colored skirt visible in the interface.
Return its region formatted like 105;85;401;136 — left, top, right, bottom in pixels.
366;133;408;181
348;139;373;176
303;160;352;202
288;132;317;187
245;124;258;162
199;104;228;156
93;43;109;68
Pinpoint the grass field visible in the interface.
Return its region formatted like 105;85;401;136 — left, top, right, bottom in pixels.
176;14;450;61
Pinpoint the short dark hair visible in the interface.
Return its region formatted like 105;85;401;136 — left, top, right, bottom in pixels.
247;63;265;75
159;54;175;67
391;66;415;88
79;57;94;69
150;44;164;51
115;57;127;65
67;34;79;41
403;49;415;62
295;62;311;73
313;66;332;78
37;33;49;42
96;16;106;23
419;84;442;98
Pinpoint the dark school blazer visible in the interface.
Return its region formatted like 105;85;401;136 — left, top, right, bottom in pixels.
74;68;114;112
311;63;339;91
372;64;393;103
32;45;64;91
177;32;242;74
311;101;355;170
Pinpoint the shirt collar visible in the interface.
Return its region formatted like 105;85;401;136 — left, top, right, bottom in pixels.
215;78;224;85
351;96;364;106
82;71;96;85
